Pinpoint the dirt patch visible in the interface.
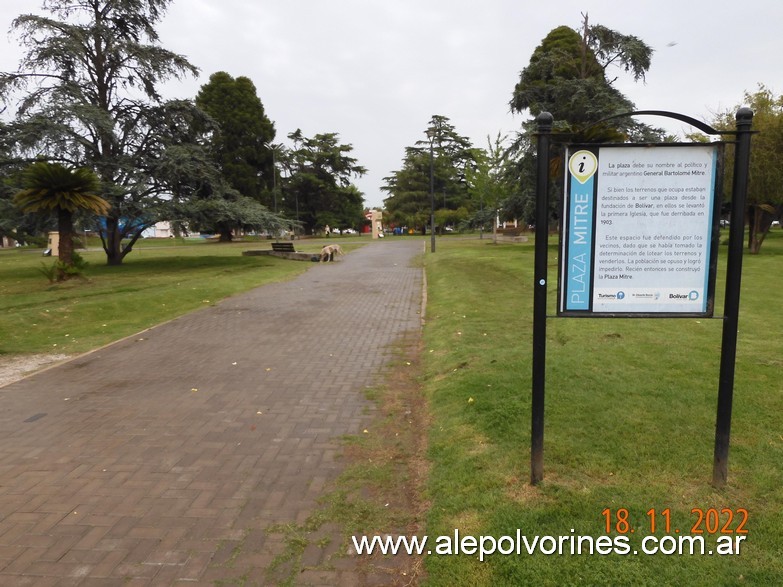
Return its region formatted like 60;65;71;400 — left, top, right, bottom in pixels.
348;334;430;585
0;354;72;388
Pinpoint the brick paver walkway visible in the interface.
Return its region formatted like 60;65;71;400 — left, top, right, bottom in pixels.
0;239;424;585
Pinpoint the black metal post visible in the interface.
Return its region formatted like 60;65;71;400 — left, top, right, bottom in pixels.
712;107;754;487
429;137;436;253
531;112;553;485
271;147;277;214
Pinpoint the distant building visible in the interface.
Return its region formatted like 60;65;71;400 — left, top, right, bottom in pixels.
141;221;173;238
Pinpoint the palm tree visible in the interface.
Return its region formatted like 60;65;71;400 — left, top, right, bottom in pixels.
14;162;109;280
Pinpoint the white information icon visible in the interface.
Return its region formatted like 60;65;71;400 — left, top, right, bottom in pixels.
568;150;598;184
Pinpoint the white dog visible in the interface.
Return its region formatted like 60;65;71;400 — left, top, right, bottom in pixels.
319;243;344;262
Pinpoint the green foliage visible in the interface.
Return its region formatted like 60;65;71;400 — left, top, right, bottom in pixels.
586;23;653;83
41;250;90;282
195;72;276;203
0;0;200;266
712;85;783;253
14;162;106;279
13;163;108;215
465;135;516;232
36;261;58;284
506;17;663;228
280;130;366;234
383;115;476;232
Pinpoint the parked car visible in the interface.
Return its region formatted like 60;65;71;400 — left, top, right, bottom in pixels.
342;228;357;234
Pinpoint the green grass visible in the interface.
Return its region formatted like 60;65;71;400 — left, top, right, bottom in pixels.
3;229;781;584
421;230;783;586
0;238;358;355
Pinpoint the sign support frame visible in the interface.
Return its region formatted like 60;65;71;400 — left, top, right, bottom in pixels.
530;109;754;488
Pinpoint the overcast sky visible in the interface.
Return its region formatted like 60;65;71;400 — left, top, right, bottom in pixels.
1;0;780;208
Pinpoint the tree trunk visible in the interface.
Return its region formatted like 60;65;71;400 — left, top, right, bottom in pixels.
102;216;124;266
748;205;773;254
56;208;75;281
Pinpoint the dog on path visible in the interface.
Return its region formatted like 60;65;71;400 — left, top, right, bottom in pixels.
319;243;344;263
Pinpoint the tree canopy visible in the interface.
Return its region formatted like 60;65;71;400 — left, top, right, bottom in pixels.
382;115;475;233
0;0;199;264
505;16;663;226
712;86;783;253
510;17;658;140
14;162;108;279
279;130;366;235
195;72;276;204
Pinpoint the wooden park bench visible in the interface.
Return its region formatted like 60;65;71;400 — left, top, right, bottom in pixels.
271;242;296;253
244;240;313;260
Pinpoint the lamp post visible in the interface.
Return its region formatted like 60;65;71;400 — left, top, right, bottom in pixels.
263;142;278;214
426;130;436;253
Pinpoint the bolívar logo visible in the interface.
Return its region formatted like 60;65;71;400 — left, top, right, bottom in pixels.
689;291;699;301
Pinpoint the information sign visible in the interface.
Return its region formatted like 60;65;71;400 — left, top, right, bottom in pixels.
559;144;723;316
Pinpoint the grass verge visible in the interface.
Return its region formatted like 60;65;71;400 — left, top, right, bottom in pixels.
0;239;360;356
420;230;783;586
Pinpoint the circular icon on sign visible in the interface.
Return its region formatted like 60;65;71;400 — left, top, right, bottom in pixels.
568;150;598;184
617;291;625;300
689;291;699;301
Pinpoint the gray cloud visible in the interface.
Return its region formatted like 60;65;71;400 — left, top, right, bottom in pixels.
2;0;780;207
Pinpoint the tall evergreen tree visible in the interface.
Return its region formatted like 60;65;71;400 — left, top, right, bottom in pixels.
383;115;475;233
195;72;276;204
281;130;366;235
505;16;663;225
0;0;199;265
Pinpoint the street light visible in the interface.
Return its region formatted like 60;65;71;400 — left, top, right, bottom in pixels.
263;142;278;214
426;129;436;253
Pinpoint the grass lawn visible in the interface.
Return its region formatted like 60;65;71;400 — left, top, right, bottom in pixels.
0;237;360;355
420;229;783;586
2;229;781;585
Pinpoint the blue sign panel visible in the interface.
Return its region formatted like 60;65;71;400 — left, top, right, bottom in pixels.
562;150;597;311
